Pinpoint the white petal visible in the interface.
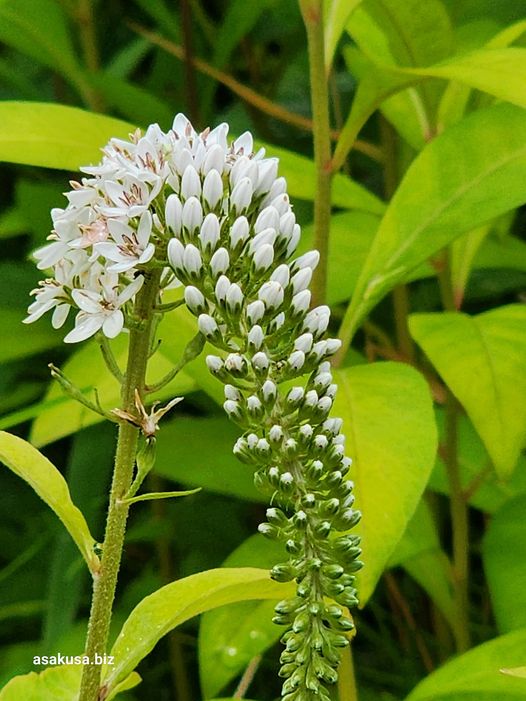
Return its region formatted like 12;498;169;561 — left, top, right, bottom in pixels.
51;303;70;329
118;275;144;304
103;310;124;338
72;289;103;314
137;211;152;245
64;314;103;343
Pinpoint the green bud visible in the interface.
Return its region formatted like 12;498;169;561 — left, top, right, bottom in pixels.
271;563;297;582
322;563;344;579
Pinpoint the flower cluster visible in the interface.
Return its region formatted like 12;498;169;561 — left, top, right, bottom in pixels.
26;114;362;699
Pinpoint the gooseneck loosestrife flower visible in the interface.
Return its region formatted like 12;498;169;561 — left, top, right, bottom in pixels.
25;114;362;700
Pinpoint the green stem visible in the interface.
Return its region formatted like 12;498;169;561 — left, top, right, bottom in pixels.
437;250;471;653
79;270;162;701
338;644;358;701
299;0;333;307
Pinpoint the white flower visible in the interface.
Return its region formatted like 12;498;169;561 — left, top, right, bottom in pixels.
64;275;144;343
96;212;155;272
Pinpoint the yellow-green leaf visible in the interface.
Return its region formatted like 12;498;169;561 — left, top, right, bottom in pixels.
105;568;294;693
409;306;526;478
405;629;526;700
0;666;140;701
0;431;99;573
341;103;526;342
0;102;135;171
334;362;437;603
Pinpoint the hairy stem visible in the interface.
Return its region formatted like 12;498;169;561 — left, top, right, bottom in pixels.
437;250;471;652
300;0;333;307
79;269;162;701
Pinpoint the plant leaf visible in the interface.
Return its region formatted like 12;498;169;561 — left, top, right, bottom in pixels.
0;432;99;573
298;211;380;304
483;494;526;633
104;567;295;692
341;103;526;341
324;0;362;71
123;488;201;505
409;306;526;478
199;535;284;699
0;102;135;171
0;665;140;701
334;361;437;603
450;224;493;308
405;628;526;700
0;0;84;91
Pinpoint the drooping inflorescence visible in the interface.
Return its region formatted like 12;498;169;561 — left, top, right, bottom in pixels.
26;114;362;699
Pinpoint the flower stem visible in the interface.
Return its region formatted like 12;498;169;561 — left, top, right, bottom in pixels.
299;0;333;307
79;269;162;701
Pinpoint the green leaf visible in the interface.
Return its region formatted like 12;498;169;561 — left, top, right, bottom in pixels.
389;501;456;632
0;0;84;91
405;629;526;700
0;102;135;171
502;668;526;680
154;415;260;502
483;494;526;633
334;361;437;604
324;0;362;70
30;335;197;447
199;535;284;699
342;103;526;339
450;224;493;308
123;488;201;505
0;666;140;701
407;48;526;113
0;431;99;573
104;567;295;693
298;211;380;304
344;0;453;152
409;306;526;478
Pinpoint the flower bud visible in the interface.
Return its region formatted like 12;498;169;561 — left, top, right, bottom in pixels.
253;243;274;272
246;300;265;324
230;176;253;212
226;282;244;313
181;164;201;199
248;325;264;350
167;237;184;271
165;194;182;236
230;216;249;249
210;247;230;277
198;313;219;339
199;213;220;251
182;196;203;233
184;286;206;314
258;281;284;309
183;244;202;277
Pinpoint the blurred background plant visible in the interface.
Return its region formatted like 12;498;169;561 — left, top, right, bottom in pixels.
1;1;526;700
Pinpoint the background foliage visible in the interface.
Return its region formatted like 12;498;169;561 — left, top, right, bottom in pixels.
0;0;526;699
